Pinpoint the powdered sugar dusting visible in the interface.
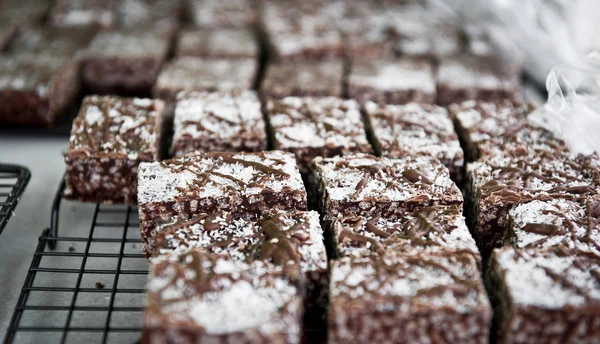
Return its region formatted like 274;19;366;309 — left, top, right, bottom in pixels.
350;59;435;93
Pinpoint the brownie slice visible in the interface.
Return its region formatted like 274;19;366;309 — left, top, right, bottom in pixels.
261;60;345;99
189;0;255;28
171;90;266;156
81;29;171;95
466;153;600;252
137;150;306;249
488;247;600;344
329;252;491;344
47;0;117;28
64;95;164;204
365;101;464;182
437;55;522;106
153;57;257;101
176;28;258;59
117;0;183;29
0;25;17;52
6;27;97;56
504;197;600;253
348;58;436;105
0;54;80;127
311;153;463;223
266;97;372;173
145;249;303;344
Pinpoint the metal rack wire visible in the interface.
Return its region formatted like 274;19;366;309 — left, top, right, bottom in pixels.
4;180;149;344
0;163;31;236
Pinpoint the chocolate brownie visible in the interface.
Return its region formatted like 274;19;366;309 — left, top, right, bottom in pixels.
436;55;522;106
117;0;183;29
466;153;600;252
0;0;52;25
189;0;255;28
504;198;600;253
81;29;171;95
153;57;257;101
47;0;117;28
365;101;464;182
329;252;491;344
64;96;164;204
137;150;306;251
266;97;372;173
6;27;96;56
176;28;258;59
488;247;600;344
261;60;345;99
0;54;80;127
0;25;17;52
171;90;266;156
311;153;463;223
145;249;303;344
348;58;436;105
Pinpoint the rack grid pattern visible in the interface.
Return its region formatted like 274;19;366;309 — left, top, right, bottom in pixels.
0;164;31;235
4;182;149;344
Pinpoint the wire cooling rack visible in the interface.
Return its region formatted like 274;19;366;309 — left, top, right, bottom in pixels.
4;180;149;344
0;163;31;236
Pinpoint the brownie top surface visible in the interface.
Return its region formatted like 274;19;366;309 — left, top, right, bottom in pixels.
155;210;327;272
312;153;461;203
396;25;461;57
331;253;489;312
138;150;304;204
333;205;478;258
147;249;301;334
349;58;435;93
49;0;115;26
508;198;600;253
190;0;251;27
437;55;520;89
173;90;264;142
0;54;69;96
156;57;256;92
493;247;600;308
267;96;370;149
117;0;181;28
366;101;463;161
68;95;162;159
7;27;96;55
177;28;257;57
84;29;169;57
263;60;344;96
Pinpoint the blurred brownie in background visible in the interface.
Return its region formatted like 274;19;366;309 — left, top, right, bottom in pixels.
0;0;52;26
153;57;257;101
117;0;183;29
175;28;258;59
188;0;256;29
0;54;79;127
5;27;97;57
81;29;171;96
261;60;345;99
47;0;117;28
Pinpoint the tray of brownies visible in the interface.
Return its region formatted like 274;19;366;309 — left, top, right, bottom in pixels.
3;0;599;343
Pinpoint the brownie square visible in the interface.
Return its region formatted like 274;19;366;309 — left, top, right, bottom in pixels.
137;150;307;250
47;0;117;28
176;28;258;59
329;252;491;344
365;101;464;182
153;57;257;101
488;247;600;344
466;153;600;252
64;95;164;204
6;27;97;56
0;25;17;52
171;90;266;156
117;0;183;29
189;0;255;28
81;29;171;95
266;97;372;173
348;58;436;105
0;0;52;26
261;60;345;99
505;197;600;253
145;249;303;344
0;54;80;127
311;153;463;222
436;55;522;106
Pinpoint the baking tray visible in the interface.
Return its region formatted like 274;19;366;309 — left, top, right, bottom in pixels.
4;180;148;344
0;163;31;236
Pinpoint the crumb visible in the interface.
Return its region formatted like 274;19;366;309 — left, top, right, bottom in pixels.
95;282;104;289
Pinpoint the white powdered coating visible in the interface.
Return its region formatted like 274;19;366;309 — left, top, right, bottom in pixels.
494;248;600;308
84;105;104;125
280;210;328;272
190;0;250;28
313;154;459;203
451;101;524;143
438;58;518;90
0;54;67;97
156;57;256;92
366;101;463;161
84;29;169;57
177;28;257;58
138;150;304;204
50;0;115;27
173;90;263;142
330;255;488;313
269;97;369;149
350;59;435;93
